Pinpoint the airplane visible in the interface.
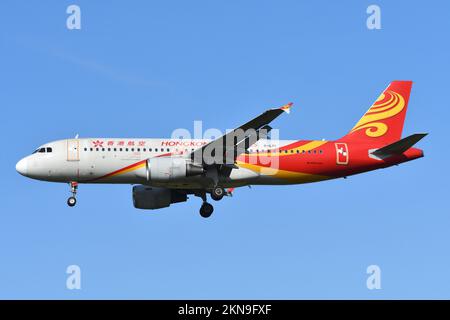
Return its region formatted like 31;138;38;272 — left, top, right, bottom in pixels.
16;81;426;218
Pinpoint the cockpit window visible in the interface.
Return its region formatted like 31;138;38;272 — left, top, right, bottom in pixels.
33;147;47;154
46;147;52;153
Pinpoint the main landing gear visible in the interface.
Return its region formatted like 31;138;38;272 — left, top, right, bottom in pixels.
196;187;228;218
67;182;78;207
200;202;214;218
210;186;225;201
197;192;214;218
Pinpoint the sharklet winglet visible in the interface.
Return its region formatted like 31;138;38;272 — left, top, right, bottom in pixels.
280;102;293;114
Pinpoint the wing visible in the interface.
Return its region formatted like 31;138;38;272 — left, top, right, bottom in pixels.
190;102;293;166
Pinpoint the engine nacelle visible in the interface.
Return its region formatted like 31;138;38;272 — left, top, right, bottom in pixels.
132;185;187;209
146;157;204;182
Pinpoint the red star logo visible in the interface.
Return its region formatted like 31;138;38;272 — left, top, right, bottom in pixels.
92;140;104;147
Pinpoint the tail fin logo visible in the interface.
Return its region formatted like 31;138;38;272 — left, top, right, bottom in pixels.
349;90;405;138
335;143;349;165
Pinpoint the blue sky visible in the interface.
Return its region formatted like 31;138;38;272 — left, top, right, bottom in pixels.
0;0;449;299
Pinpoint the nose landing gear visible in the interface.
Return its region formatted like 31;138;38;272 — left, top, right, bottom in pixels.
67;182;78;207
67;196;77;207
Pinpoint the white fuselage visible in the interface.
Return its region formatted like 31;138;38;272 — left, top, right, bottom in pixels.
16;138;296;189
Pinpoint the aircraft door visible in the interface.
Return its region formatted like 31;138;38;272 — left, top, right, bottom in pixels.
67;139;80;161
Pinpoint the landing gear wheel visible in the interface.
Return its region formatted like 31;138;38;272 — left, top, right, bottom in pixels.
210;187;225;201
67;196;77;207
67;182;78;207
199;202;214;218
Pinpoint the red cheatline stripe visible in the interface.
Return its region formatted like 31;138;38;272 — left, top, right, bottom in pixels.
156;152;172;157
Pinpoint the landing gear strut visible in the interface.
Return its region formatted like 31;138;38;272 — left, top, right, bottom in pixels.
210;187;225;201
67;182;78;207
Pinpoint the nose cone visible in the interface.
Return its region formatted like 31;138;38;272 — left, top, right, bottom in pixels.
16;158;28;176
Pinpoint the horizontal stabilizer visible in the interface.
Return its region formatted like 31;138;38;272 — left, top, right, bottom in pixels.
371;133;427;158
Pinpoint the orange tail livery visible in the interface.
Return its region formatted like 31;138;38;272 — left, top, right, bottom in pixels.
342;80;413;144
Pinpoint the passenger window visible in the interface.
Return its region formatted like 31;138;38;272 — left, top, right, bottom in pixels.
84;148;87;151
108;148;111;152
155;148;158;152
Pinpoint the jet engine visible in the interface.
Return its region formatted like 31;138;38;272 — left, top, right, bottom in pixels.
145;157;204;182
132;185;187;209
